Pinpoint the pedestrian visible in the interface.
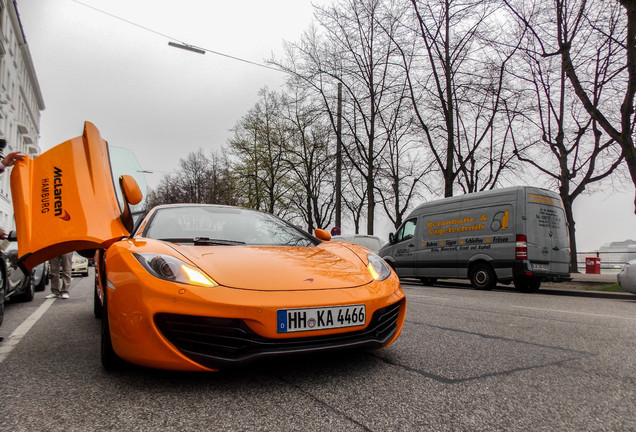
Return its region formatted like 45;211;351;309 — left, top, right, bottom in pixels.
46;252;73;299
0;149;24;342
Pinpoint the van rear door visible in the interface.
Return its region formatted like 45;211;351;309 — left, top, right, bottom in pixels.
524;190;570;275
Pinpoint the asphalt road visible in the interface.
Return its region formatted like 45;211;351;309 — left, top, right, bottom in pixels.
0;270;634;431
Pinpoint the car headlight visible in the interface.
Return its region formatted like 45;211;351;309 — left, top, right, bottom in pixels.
367;253;391;281
133;253;218;287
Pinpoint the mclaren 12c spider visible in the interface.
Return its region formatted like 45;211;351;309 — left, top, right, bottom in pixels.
10;122;406;371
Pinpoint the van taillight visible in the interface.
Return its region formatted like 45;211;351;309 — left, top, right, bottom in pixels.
515;234;528;260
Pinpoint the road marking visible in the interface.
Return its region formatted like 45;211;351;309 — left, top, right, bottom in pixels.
0;298;57;363
407;292;636;322
511;305;636;321
406;293;455;301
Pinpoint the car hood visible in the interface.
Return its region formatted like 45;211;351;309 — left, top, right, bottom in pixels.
170;242;373;291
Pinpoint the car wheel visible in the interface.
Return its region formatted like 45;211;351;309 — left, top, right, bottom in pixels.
101;290;122;370
470;263;496;290
93;274;102;319
14;275;35;302
514;276;541;293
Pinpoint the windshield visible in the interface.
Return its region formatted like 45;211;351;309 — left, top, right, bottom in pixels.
143;206;316;247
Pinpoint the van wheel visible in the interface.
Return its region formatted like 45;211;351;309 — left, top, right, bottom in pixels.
470;264;496;290
514;276;542;293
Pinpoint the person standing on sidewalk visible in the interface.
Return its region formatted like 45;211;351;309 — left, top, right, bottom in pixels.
46;252;73;299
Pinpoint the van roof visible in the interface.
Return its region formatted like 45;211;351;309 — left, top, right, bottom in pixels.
412;186;558;212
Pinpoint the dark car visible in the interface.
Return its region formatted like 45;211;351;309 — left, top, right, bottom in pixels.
2;236;49;303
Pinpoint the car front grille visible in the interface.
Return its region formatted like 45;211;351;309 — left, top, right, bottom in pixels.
154;301;402;369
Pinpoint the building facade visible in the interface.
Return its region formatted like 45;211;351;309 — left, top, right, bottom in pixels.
0;0;44;231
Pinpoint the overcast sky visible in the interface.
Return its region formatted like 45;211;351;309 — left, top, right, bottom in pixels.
15;0;636;251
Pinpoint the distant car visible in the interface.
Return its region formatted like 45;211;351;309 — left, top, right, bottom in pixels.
617;259;636;294
332;234;384;252
71;253;89;277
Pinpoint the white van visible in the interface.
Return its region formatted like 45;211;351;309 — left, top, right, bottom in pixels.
379;186;570;292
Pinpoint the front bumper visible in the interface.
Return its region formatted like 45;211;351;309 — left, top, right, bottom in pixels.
154;300;402;369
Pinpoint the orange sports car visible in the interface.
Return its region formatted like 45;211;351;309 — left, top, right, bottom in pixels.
10;122;405;372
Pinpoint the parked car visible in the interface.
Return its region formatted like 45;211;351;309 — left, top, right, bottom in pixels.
332;234;384;252
2;237;48;302
617;259;636;294
71;252;89;277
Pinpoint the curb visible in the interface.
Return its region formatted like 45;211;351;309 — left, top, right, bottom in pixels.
539;287;635;300
403;278;635;300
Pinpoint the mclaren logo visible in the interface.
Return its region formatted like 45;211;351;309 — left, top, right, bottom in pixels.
53;167;70;221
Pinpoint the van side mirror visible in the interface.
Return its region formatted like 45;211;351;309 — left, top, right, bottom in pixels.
389;233;395;244
314;229;331;241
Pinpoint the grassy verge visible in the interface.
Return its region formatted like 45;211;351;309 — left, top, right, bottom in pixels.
582;283;624;292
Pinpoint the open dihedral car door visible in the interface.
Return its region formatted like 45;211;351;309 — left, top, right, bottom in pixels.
11;122;131;271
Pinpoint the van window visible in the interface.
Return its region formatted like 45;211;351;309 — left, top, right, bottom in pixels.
396;219;417;243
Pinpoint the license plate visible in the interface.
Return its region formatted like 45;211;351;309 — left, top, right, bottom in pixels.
532;263;549;271
277;304;366;333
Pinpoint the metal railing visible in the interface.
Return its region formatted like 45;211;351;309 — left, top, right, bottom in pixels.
576;251;635;271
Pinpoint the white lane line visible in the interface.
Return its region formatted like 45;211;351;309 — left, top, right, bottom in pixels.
511;305;636;321
0;298;57;363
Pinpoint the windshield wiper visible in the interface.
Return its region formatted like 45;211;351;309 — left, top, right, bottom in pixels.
193;237;245;246
156;237;245;245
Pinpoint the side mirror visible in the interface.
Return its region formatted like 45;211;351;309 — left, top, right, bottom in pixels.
119;175;143;233
7;230;17;242
314;229;331;241
120;175;143;205
389;233;395;244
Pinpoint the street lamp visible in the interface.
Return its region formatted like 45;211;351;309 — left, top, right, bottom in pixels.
168;41;205;55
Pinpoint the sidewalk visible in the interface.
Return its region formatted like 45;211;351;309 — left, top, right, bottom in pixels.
541;271;634;299
567;272;617;283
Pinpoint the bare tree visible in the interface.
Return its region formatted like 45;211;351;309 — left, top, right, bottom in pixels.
395;0;519;198
506;0;636;211
273;0;409;234
280;82;336;231
228;88;292;215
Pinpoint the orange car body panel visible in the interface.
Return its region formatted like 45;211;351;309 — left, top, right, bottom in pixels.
103;238;406;371
10;121;128;270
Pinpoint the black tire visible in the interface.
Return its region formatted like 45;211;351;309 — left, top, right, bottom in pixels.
100;290;122;370
470;263;496;290
35;267;48;292
14;275;35;302
514;276;542;293
93;275;102;319
420;277;437;286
